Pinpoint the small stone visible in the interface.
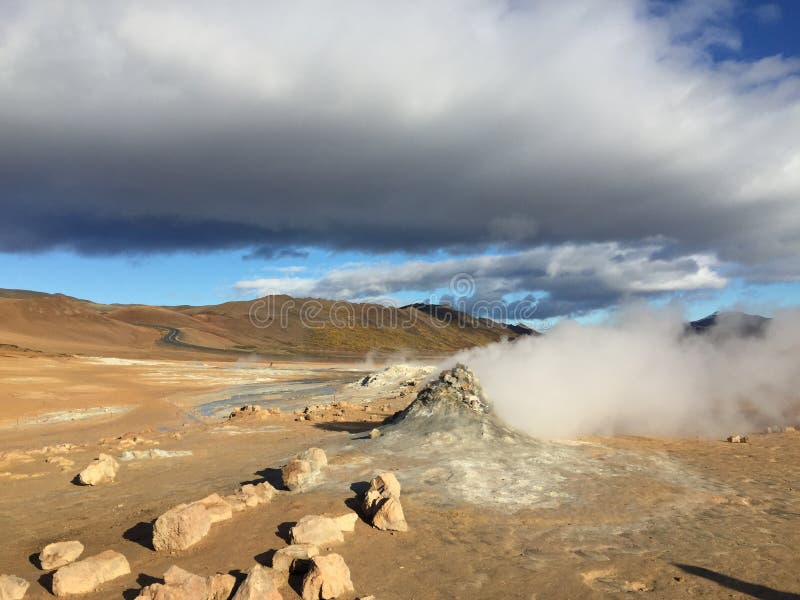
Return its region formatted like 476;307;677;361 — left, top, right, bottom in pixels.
272;545;319;573
77;454;119;486
333;513;359;532
231;564;282;600
152;503;212;553
369;429;381;439
301;554;355;600
291;516;344;546
726;435;749;443
0;575;29;600
39;541;84;570
52;550;130;596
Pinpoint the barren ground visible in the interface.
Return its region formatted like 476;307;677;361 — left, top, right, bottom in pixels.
1;351;799;599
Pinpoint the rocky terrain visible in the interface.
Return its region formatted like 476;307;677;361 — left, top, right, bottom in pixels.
1;355;799;598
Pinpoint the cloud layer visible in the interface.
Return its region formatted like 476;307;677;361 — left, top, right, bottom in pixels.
1;1;799;310
234;241;726;318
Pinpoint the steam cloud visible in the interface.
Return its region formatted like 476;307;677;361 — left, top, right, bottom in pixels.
451;306;800;439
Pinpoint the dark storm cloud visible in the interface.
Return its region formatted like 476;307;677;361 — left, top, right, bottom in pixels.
1;0;799;314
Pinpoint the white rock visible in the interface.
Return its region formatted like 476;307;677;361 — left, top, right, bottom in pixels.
231;564;282;600
135;565;235;600
272;544;319;573
193;494;233;524
301;554;355;600
0;575;29;600
371;498;408;532
333;513;359;532
77;454;119;486
152;503;212;553
52;550;130;596
40;541;84;570
290;516;344;546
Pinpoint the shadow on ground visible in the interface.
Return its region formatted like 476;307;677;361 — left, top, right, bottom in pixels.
123;521;155;551
122;573;163;600
313;420;383;434
241;467;284;490
675;564;800;599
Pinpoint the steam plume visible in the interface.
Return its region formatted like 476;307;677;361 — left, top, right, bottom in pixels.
450;306;800;438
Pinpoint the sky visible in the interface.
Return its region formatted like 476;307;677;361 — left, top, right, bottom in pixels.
1;0;799;325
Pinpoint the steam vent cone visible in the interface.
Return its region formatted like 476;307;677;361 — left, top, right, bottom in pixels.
393;363;495;432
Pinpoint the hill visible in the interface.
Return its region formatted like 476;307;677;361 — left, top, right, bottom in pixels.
0;290;535;358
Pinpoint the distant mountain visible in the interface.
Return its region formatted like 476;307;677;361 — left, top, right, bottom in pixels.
686;311;770;339
401;303;539;337
0;290;532;358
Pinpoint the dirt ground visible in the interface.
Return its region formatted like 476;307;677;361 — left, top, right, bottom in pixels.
1;351;799;599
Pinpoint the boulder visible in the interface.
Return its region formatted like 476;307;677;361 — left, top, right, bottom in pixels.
135;565;235;600
290;516;344;546
52;550;130;596
282;448;327;491
193;494;233;524
0;575;29;600
224;494;248;513
301;554;355;600
282;459;314;491
362;472;401;516
152;503;212;553
272;544;319;574
39;541;84;570
363;472;407;532
231;564;282;600
332;513;359;533
371;498;408;532
77;454;119;486
235;482;276;507
298;448;327;470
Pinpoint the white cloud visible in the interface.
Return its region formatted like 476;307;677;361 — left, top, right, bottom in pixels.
233;241;726;317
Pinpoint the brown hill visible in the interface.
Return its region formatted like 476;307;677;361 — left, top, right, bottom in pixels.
0;290;534;358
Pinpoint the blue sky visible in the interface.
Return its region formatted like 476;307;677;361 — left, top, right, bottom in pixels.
1;1;799;323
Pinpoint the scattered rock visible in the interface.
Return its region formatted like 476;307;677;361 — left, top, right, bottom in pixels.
52;550;130;596
301;554;355;600
272;544;319;574
726;435;749;443
39;541;84;570
333;513;359;532
135;565;235;600
363;472;407;532
193;494;233;524
0;575;29;600
231;564;282;600
290;515;344;546
77;454;119;486
369;429;381;439
152;503;212;553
